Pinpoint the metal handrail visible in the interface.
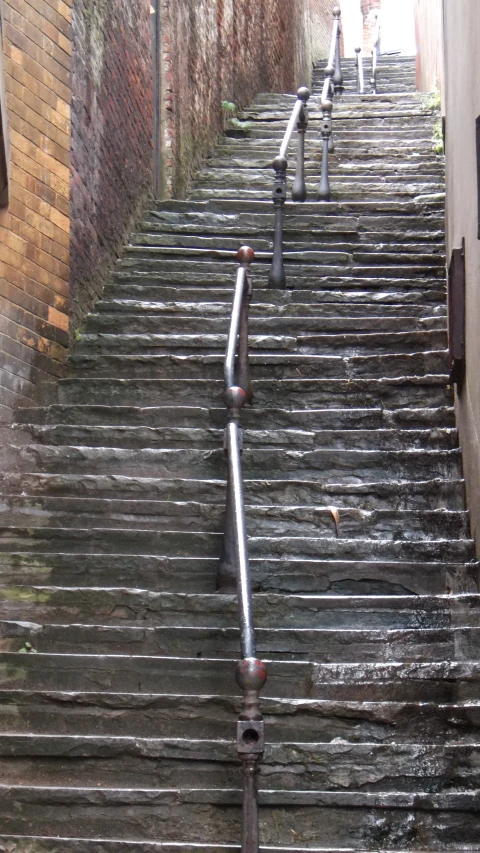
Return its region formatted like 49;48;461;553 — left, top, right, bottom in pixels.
268;86;310;289
355;46;365;94
371;14;380;94
218;246;267;853
317;5;343;201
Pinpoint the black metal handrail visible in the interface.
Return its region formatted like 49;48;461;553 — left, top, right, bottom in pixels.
218;246;267;853
268;86;310;289
318;5;344;202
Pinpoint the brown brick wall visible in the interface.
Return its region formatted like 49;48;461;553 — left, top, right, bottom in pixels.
70;0;153;335
310;0;334;64
0;0;72;420
162;0;313;198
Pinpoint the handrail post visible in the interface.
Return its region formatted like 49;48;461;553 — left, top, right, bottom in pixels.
355;47;364;94
332;6;344;96
317;99;333;201
268;155;287;289
292;86;310;202
236;657;267;853
371;14;380;94
237;247;254;402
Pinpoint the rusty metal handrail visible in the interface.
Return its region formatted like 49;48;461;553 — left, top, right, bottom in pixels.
218;246;267;853
268;86;310;289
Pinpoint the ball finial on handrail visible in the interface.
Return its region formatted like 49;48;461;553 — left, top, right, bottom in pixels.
237;246;255;266
333;5;341;18
321;99;333;115
297;86;311;103
355;46;361;54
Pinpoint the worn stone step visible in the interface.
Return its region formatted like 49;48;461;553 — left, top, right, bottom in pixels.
34;376;454;411
0;551;474;595
94;298;447;320
1;620;478;662
0;786;479;846
0;843;473;853
1;443;463;483
103;284;447;306
189;185;444;202
83;312;446;337
0;589;470;629
2;472;466;512
14;404;456;431
16;423;457;451
0;735;479;793
2;689;480;746
0;494;469;541
0;526;474;565
75;329;448;357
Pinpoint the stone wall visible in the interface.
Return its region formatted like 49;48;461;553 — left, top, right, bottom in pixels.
0;0;72;420
414;0;444;94
161;0;313;198
443;0;480;555
70;0;153;334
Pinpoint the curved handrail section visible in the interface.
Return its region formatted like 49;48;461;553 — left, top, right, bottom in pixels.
268;86;310;289
218;246;267;853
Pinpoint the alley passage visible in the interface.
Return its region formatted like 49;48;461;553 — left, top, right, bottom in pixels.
0;56;479;850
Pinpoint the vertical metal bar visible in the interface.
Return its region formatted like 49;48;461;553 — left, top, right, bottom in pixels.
292;87;310;203
268;155;287;289
317;100;332;201
355;47;364;94
332;6;344;96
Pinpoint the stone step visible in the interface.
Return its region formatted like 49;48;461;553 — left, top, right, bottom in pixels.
130;234;445;255
0;843;474;853
94;298;447;319
104;284;447;305
0;527;473;564
0;551;474;595
13;404;456;430
33;375;454;411
2;690;480;746
83;311;446;335
0;496;469;541
188;186;444;202
148;198;444;216
16;422;457;451
0;589;471;629
0;735;479;792
73;331;448;359
1;442;463;482
2;620;479;663
0;786;479;846
2;653;480;702
2;472;466;511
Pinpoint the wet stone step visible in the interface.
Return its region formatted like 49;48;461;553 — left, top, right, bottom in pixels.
0;844;474;853
13;404;456;431
0;621;478;663
0;786;479;847
16;423;458;451
35;376;454;411
0;736;479;793
0;527;474;564
1;473;466;512
0;495;469;540
1;691;480;746
0;551;475;595
0;444;463;483
0;589;467;629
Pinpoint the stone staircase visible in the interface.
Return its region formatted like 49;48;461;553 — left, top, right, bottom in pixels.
0;55;479;851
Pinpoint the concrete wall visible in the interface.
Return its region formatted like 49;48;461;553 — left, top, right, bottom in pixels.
443;0;480;554
70;0;153;334
414;0;444;93
0;0;72;421
161;0;314;198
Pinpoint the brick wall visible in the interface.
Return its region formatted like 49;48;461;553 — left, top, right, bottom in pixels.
0;0;72;420
162;0;313;198
70;0;153;334
310;0;334;64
